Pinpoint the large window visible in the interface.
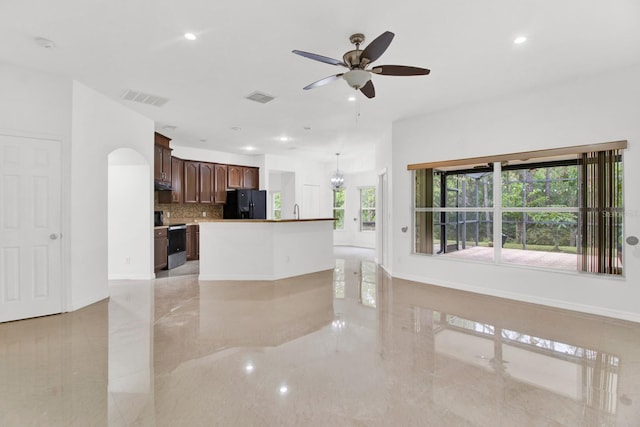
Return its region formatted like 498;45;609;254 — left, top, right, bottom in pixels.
360;187;376;231
333;189;345;230
410;142;626;275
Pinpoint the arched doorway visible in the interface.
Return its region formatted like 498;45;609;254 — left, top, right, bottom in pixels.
108;148;153;279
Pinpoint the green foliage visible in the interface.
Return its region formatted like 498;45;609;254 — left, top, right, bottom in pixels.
333;189;345;230
333;189;345;208
272;192;281;219
361;187;376;231
333;209;344;230
360;187;375;208
502;166;578;208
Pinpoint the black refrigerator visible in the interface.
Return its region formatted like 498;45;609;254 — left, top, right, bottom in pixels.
223;189;267;219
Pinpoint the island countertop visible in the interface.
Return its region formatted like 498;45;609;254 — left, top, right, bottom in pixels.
198;219;334;281
196;218;334;223
155;218;334;229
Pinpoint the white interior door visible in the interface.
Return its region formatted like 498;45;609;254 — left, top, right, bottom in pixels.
0;135;62;322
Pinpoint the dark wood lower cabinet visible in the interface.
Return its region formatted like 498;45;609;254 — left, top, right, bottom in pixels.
154;228;168;271
187;224;199;261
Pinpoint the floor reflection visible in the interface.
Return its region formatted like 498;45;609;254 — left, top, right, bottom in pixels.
1;247;639;426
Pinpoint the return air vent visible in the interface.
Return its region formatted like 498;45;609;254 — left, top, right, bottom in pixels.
120;89;170;107
245;91;276;104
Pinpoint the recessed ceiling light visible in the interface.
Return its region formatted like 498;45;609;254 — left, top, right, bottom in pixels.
514;36;527;44
348;96;356;102
231;126;241;131
184;33;197;41
303;126;311;131
199;139;207;143
244;146;256;151
279;136;289;142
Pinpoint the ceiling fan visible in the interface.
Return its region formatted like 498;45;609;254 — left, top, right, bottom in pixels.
292;31;430;99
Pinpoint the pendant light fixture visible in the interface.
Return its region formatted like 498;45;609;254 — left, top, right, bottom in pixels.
330;153;345;190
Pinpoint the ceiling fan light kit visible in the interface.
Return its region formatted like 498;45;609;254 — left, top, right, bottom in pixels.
293;31;430;99
343;70;371;89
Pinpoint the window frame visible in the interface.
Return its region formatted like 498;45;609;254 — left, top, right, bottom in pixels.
333;188;345;230
359;186;376;232
410;141;626;276
271;191;281;220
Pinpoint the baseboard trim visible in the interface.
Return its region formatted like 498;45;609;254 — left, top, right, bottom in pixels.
108;274;155;281
393;272;640;324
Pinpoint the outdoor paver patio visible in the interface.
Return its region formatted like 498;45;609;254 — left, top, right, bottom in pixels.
440;246;578;271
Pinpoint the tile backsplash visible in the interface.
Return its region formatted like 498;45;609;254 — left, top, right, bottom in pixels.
154;192;223;223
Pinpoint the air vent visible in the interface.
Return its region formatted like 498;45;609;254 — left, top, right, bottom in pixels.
245;91;276;104
120;89;170;107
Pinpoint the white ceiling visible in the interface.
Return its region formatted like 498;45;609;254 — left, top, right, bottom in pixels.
2;0;640;167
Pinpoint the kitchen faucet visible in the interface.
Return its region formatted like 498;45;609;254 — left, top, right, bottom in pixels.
293;203;300;220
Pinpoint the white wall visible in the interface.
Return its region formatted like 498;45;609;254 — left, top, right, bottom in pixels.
108;149;152;280
71;81;154;310
391;64;640;322
264;154;331;220
333;170;378;249
267;170;295;220
0;62;73;310
281;172;296;219
375;128;393;270
0;64;154;313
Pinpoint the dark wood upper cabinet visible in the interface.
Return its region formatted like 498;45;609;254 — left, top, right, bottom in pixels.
154;133;172;184
214;164;228;204
227;165;243;189
154;140;259;206
158;156;184;204
171;157;183;203
199;162;214;204
154;145;172;183
183;161;199;203
243;167;259;190
154;145;163;181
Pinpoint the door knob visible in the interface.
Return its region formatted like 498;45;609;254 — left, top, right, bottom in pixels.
49;233;59;240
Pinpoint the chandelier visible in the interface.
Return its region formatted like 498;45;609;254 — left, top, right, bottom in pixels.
330;153;344;190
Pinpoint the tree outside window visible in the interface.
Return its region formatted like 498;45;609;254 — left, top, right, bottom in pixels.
272;192;281;220
333;189;344;230
360;187;376;231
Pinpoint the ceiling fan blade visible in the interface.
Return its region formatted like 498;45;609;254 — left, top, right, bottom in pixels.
292;50;347;67
303;74;344;90
360;31;395;64
360;80;375;98
371;65;431;76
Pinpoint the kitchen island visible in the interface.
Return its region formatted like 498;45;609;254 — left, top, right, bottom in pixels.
198;219;335;281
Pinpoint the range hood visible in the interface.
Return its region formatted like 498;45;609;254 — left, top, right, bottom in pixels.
154;180;174;191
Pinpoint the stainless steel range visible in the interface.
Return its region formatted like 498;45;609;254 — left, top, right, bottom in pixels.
167;224;187;269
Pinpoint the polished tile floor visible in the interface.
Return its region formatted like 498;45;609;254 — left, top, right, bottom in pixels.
1;247;640;426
